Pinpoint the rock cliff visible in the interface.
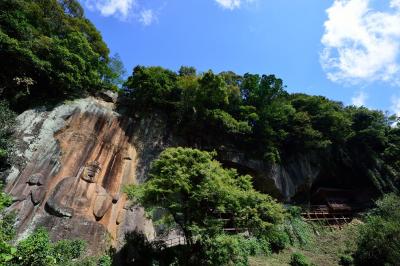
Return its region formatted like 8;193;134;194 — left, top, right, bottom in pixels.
3;94;323;254
4;96;172;254
218;150;321;201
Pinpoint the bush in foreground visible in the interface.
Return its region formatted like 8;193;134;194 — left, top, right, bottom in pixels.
353;194;400;266
290;252;312;266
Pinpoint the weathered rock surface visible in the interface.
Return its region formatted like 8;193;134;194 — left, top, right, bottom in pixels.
219;150;321;201
4;96;170;255
3;94;325;254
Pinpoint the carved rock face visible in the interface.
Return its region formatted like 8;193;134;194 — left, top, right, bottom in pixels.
27;173;44;186
81;162;101;183
31;187;46;205
3;96;325;255
4;97;162;255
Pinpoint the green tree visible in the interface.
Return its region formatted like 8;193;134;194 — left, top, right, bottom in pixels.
0;0;115;108
353;194;400;266
122;65;400;195
0;100;16;170
103;53;126;90
127;147;286;265
179;66;196;77
124;66;179;111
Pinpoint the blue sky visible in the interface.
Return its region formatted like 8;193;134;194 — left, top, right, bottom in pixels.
80;0;400;114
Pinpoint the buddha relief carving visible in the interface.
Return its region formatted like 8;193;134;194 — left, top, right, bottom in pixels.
11;173;46;205
46;161;113;220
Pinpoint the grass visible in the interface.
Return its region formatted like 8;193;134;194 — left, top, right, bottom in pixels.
250;220;360;266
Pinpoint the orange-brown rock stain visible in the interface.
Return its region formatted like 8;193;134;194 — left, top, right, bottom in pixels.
51;110;138;243
7;105;139;247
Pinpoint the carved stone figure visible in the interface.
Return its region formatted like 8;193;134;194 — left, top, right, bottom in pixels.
46;161;113;219
11;173;46;205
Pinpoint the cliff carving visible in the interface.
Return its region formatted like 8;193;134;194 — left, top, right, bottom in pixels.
4;96;170;254
3;94;326;254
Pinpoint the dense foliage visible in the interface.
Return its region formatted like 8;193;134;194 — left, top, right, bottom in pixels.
0;187;111;266
0;0;121;110
1;1;400;264
0;100;15;170
353;193;400;266
123;66;400;195
290;252;312;266
283;207;313;248
10;228;112;266
0;185;15;264
127;147;286;265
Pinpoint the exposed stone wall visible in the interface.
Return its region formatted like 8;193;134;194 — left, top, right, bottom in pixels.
219;150;321;201
3;94;324;254
4;97;170;255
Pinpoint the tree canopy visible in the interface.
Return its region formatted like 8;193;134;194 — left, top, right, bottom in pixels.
0;0;120;110
123;66;400;195
127;147;286;265
0;101;15;171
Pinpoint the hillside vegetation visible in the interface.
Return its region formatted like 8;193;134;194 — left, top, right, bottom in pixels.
123;66;400;195
0;0;122;110
0;1;400;266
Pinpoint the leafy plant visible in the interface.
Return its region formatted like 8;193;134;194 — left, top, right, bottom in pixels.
203;234;270;266
0;0;121;109
283;207;313;248
290;252;312;266
0;100;16;170
122;65;400;195
353;194;400;266
127;147;286;265
53;239;86;264
339;254;354;266
14;228;55;266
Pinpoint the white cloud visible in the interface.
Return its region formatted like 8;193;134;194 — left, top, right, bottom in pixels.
391;95;400;117
391;0;400;8
84;0;136;19
320;0;400;85
215;0;255;10
139;9;156;26
83;0;159;25
216;0;241;9
351;91;368;106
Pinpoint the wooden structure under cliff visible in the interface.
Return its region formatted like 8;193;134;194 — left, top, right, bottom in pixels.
3;93;370;254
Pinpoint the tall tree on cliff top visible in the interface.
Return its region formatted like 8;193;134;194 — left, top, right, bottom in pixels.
0;0;120;110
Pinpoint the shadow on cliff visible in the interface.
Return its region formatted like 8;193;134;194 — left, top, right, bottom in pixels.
113;232;187;266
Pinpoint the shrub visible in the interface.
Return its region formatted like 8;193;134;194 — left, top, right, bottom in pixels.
267;227;290;252
353;194;400;266
98;255;112;266
339;254;354;266
53;239;86;264
0;100;16;170
284;207;313;247
203;234;270;266
290;252;312;266
14;228;55;266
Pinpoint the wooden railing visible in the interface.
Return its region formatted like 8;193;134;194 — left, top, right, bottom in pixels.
301;207;354;228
